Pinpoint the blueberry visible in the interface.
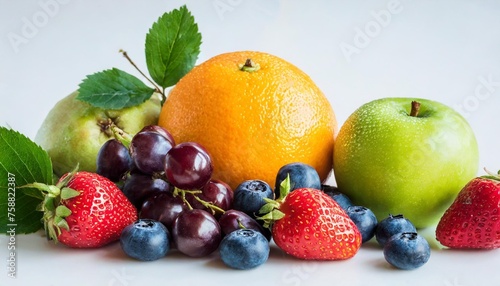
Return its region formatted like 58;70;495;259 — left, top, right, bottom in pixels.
321;185;353;210
233;180;274;218
346;206;378;243
383;232;431;270
375;214;417;247
120;219;170;261
275;162;321;194
219;229;270;270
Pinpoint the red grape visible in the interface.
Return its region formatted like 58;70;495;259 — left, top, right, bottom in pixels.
121;173;171;210
130;131;174;175
140;192;188;231
172;209;221;257
96;139;131;182
139;125;175;146
164;142;213;190
186;179;233;216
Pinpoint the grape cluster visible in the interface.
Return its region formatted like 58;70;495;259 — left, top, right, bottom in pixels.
96;125;269;261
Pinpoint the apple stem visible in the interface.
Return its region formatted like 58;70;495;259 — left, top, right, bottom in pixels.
410;101;421;117
119;49;165;101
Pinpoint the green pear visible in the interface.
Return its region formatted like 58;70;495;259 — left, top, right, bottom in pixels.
35;91;161;177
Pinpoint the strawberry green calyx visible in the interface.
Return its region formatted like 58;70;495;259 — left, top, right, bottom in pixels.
257;174;291;228
19;167;81;243
482;168;500;181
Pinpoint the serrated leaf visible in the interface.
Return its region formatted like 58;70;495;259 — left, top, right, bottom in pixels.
0;127;53;234
77;68;156;109
145;5;201;89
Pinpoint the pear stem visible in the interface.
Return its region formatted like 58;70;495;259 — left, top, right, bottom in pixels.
110;125;132;148
410;101;421;117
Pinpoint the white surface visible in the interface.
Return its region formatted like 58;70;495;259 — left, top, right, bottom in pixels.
1;0;499;285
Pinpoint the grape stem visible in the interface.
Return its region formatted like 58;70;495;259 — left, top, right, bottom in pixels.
173;187;194;210
192;195;225;215
172;187;226;215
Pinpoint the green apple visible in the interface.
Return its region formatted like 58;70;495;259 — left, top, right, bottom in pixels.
35;91;161;177
333;98;479;228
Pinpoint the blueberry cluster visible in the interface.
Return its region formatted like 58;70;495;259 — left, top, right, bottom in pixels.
376;214;431;270
322;186;431;271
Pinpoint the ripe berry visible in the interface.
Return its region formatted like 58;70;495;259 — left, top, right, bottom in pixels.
219;229;270;270
322;185;353;210
275;162;321;193
346;206;378;243
375;214;417;247
383;232;431;270
233;180;274;218
120;219;170;261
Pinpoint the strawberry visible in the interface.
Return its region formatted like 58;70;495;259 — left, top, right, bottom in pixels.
25;170;137;248
435;169;500;249
259;175;362;260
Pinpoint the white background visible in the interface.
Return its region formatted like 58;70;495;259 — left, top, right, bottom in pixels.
1;0;499;285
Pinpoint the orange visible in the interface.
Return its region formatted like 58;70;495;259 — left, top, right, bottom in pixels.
158;51;337;190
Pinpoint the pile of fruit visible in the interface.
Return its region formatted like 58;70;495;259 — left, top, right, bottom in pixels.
1;5;499;274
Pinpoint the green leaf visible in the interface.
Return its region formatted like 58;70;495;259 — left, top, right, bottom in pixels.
145;5;201;89
77;68;156;109
0;127;53;234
